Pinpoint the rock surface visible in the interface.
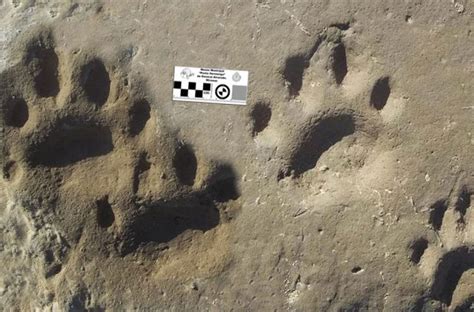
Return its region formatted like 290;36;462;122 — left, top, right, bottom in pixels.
0;0;473;311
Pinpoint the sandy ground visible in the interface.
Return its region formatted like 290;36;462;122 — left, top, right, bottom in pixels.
0;0;473;311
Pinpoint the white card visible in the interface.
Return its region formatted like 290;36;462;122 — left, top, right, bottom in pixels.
173;66;248;105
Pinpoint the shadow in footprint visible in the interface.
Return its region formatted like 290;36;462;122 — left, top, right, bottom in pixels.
370;77;391;110
282;38;323;96
132;152;151;194
206;163;240;202
283;55;308;97
429;199;448;231
81;59;110;107
26;37;60;98
430;247;474;305
250;101;272;136
454;296;474;312
2;160;18;180
129;99;151;136
409;238;429;264
121;163;240;254
5;97;28;128
455;186;472;223
28;118;113;167
285;113;356;177
130;196;220;249
173;143;197;186
96;196;115;228
331;43;348;85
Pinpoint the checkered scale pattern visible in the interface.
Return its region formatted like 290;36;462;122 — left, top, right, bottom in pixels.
173;81;211;98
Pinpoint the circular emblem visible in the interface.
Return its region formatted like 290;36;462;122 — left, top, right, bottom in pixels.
232;72;241;82
180;68;194;79
215;84;230;99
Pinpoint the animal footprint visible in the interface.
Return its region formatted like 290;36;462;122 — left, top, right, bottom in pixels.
0;28;240;272
246;23;413;310
250;24;398;182
410;180;473;310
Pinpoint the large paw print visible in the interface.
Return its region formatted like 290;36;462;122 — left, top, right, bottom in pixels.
0;28;240;271
247;24;412;309
249;24;399;187
410;179;473;310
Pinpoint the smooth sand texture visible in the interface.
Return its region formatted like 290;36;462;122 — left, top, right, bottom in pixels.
0;1;473;310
